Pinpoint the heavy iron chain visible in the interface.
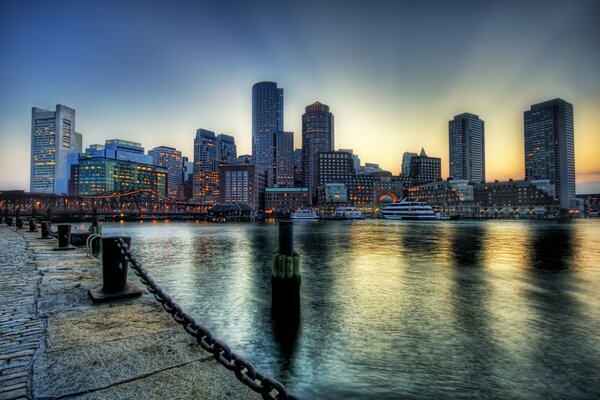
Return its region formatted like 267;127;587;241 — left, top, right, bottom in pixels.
115;238;296;400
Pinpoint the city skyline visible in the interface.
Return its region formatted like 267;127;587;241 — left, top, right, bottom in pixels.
1;0;599;193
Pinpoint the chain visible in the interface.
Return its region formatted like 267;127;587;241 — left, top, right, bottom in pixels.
115;238;296;400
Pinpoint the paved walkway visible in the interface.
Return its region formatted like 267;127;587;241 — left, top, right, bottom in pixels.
0;226;43;399
0;225;260;399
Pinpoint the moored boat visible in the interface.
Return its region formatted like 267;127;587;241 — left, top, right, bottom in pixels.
381;198;438;220
291;208;319;220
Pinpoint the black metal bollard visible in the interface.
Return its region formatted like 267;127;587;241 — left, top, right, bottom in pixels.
272;221;301;319
88;236;142;303
6;217;13;226
53;224;75;251
40;221;51;239
16;218;24;229
28;219;38;232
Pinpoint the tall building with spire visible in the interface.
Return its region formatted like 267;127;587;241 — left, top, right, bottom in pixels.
408;148;441;185
30;104;78;194
449;113;485;184
302;101;334;203
524;98;575;210
252;81;283;185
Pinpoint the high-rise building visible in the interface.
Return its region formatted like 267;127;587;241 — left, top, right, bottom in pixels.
408;148;441;185
275;131;294;187
449;113;485;184
293;148;303;187
524;98;576;210
193;129;236;203
252;81;283;185
71;141;167;196
149;146;183;199
219;134;238;166
339;149;360;173
401;151;418;177
219;165;268;211
30;104;79;194
302;102;334;202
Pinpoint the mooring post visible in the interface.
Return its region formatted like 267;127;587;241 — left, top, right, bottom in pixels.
6;217;13;226
89;206;102;235
16;218;24;229
28;218;38;232
53;224;75;251
88;236;142;303
40;221;51;239
0;208;4;224
272;221;301;317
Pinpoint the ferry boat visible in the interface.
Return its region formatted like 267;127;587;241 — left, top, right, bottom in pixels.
290;208;319;220
333;206;366;219
381;198;438;220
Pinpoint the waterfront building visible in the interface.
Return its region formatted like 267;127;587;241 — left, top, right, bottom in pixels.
401;151;418;177
30;104;79;194
449;113;485;184
474;179;558;216
408;148;441;185
373;176;404;207
317;183;349;207
149;146;183;199
275;131;294;187
315;151;354;198
339;149;360;173
293;149;303;187
219;165;268;211
348;174;375;208
252;81;283;185
576;193;600;217
193;129;236;203
70;141;167;196
406;180;476;216
524;98;576;210
302;102;334;202
264;187;310;215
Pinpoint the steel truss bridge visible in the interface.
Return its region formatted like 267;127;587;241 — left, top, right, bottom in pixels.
0;190;211;219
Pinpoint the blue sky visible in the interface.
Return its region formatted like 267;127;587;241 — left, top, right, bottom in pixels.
1;0;599;192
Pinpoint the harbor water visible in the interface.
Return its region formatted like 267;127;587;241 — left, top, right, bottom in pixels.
102;219;600;399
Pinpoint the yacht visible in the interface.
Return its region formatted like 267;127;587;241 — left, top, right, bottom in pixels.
333;206;365;219
290;208;319;220
381;198;438;220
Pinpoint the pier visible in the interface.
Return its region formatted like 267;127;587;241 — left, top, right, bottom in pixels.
0;224;264;399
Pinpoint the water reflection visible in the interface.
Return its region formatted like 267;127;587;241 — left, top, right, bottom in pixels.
101;220;600;399
529;223;573;270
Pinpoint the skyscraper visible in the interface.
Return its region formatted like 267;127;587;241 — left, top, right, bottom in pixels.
524;98;575;210
302;102;334;203
193;129;237;202
149;146;183;199
252;81;283;185
275;131;294;187
30;104;79;194
401;151;418;177
449;113;485;184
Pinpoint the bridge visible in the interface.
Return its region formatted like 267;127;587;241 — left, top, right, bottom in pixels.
0;189;212;220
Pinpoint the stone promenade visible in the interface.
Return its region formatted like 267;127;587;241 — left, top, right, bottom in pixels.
0;225;260;399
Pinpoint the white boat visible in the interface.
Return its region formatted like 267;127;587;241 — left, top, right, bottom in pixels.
381;198;438;220
290;208;319;220
333;206;365;219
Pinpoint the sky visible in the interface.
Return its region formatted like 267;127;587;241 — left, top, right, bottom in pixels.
1;0;599;193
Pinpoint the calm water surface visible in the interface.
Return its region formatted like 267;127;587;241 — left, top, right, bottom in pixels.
102;219;600;399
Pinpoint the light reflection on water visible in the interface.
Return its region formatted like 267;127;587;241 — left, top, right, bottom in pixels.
103;219;600;399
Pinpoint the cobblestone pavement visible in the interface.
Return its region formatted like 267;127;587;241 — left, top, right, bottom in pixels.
0;227;43;400
0;225;260;400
